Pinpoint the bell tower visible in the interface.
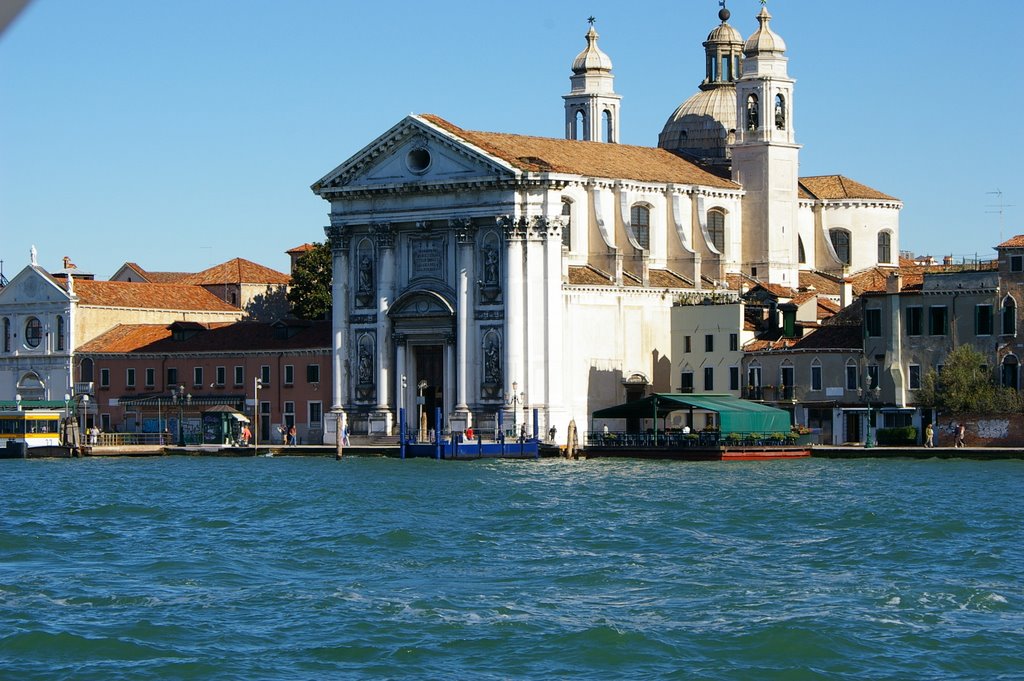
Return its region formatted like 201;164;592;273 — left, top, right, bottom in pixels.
730;5;801;287
563;18;621;143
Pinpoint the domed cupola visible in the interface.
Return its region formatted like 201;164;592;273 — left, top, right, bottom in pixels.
657;5;744;165
563;19;622;143
744;6;787;58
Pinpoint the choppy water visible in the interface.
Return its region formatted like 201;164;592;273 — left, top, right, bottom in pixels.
1;456;1022;680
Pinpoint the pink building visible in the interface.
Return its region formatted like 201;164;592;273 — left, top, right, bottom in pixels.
77;319;330;444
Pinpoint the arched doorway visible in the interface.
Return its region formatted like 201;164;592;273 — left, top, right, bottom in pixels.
388;290;455;433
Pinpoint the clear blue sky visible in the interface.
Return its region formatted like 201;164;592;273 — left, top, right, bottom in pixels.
1;0;1021;280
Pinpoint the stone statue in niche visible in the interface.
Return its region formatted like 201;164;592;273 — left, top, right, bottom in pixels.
484;338;500;384
358;255;373;293
478;242;502;304
747;96;758;131
358;342;373;385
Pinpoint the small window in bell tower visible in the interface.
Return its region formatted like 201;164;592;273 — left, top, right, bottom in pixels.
746;94;759;131
775;94;786;130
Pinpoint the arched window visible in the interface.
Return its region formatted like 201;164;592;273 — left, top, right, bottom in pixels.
24;317;42;348
630;204;650;250
80;357;94;382
561;199;572;248
56;316;65;351
798;235;806;264
746;94;759;130
2;317;9;353
1003;297;1017;336
878;231;892;264
774;94;786;130
830;229;851;265
602;109;614;143
1002;355;1019;390
707;209;725;252
574;110;586;140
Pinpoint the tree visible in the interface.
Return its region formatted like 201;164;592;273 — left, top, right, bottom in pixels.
916;344;1022;414
287;242;332;320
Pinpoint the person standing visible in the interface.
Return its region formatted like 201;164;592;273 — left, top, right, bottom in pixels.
924;423;934;448
288;424;297;446
955;423;966;448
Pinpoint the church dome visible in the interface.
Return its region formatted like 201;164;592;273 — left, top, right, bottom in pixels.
572;25;613;74
707;11;742;44
744;6;786;56
658;86;736;161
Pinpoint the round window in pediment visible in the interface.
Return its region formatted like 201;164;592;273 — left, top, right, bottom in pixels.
406;147;432;174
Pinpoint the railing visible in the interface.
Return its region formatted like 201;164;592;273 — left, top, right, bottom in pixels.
95;432;200;446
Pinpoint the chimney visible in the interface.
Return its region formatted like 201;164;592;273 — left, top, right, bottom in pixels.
839;282;854;309
768;300;779;330
886;273;903;294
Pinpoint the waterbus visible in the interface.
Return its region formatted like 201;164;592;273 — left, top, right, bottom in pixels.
0;410;77;457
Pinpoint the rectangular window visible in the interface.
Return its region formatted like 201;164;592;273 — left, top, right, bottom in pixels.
906;307;923;336
308;401;323;426
729;366;740;391
729;333;738;352
909;364;921;390
167;367;178;387
781;366;795;398
283;401;295;428
684;336;692;353
846;365;858;391
865;308;882;337
216;366;226;386
260;365;271;386
976;304;994;336
307;364;320;383
284;365;294;386
1012;255;1023;272
680;371;694;393
705;334;714;352
234;365;244;385
145;368;155;387
704;367;714;391
126;368;136;388
867;365;879;390
193;367;203;387
100;368;110;388
811;365;822;391
929;306;948;335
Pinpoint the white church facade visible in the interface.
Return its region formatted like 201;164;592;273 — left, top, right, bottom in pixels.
312;5;902;440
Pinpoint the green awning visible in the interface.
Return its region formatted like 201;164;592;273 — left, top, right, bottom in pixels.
592;393;791;435
0;400;69;410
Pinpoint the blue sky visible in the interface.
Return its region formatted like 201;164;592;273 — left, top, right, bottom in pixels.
1;0;1021;279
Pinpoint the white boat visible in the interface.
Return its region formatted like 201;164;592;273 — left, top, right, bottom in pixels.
0;410;78;457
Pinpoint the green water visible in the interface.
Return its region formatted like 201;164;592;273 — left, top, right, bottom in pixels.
1;456;1021;679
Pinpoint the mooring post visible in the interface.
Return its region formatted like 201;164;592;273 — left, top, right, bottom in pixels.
399;407;406;460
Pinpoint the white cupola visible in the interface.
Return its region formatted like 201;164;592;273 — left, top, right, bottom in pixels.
563;19;621;143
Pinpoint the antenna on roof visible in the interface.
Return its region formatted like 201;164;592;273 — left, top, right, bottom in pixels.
986;189;1014;244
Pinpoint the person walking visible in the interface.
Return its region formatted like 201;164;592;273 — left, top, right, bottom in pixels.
924;423;934;448
288;424;297;446
955;423;966;448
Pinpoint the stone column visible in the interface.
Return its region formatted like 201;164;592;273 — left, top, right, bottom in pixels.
501;216;526;399
372;222;395;435
542;216;566;439
326;222;350;449
452;218;476;417
394;333;407;433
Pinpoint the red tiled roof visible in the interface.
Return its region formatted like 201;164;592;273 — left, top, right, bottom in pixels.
287;243;316;254
184;258;290;286
78;321;332;354
798;270;843;296
799;175;899;202
567;265;614;286
648;269;693;288
121;262;193;283
420;115;740;189
997;235;1024;249
72;280;240;312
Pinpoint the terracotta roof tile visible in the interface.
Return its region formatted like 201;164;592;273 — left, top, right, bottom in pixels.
567;265;613;286
287;243;316;254
72;280;240;312
799;175;899;202
78;321;332;354
184;258;290;286
798;270;842;296
121;262;193;283
420;115;740;189
648;269;693;288
997;235;1024;249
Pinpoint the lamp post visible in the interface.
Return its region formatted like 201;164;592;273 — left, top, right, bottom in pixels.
859;384;880;449
15;393;22;411
171;384;191;446
81;394;90;444
417;379;428;441
253;377;263;449
64;393;71;418
508;381;525;440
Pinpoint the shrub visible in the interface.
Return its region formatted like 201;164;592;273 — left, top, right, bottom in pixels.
876;426;917;446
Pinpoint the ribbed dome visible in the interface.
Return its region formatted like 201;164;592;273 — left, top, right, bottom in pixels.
744;6;786;56
572;26;613;74
707;21;742;44
658;87;736;161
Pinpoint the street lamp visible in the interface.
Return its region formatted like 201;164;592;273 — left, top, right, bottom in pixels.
64;393;71;419
171;384;191;446
15;393;22;411
253;377;263;449
508;381;525;439
81;394;90;444
859;384;880;449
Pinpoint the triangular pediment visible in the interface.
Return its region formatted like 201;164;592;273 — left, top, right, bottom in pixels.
312;115;518;192
0;265;71;305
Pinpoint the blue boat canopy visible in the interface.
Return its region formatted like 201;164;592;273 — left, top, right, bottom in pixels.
592;393;792;434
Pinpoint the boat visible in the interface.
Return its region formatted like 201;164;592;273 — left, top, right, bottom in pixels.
0;410;81;458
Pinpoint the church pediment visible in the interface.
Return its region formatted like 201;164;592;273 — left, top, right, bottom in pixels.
312;115;517;193
0;265;71;305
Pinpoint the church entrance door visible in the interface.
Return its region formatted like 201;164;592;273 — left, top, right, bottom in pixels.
413;345;444;433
